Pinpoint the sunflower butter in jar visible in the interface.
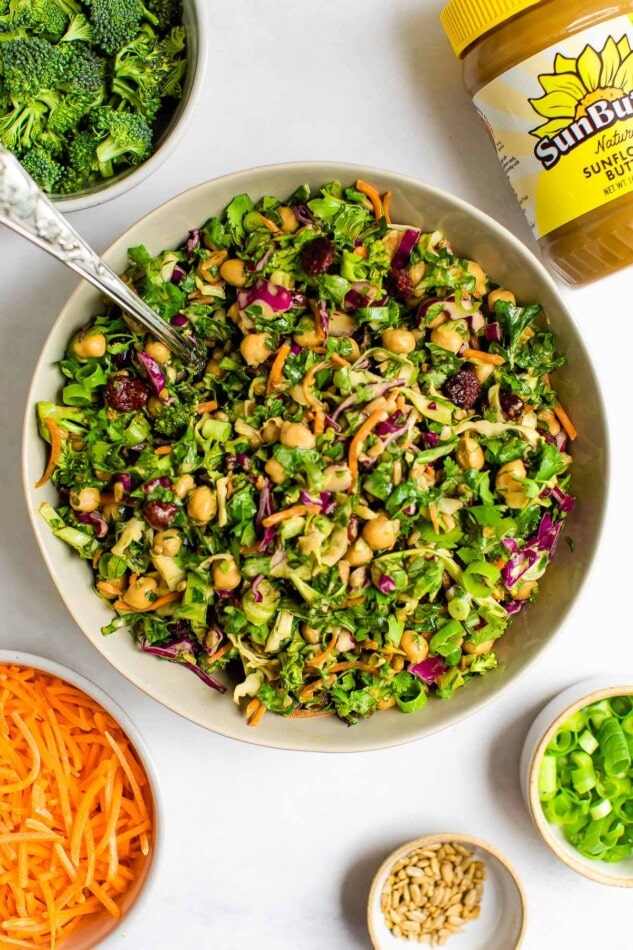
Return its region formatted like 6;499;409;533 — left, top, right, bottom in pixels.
441;0;633;285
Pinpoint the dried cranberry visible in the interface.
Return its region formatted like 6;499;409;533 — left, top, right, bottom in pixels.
444;368;481;409
387;267;414;302
112;348;133;370
499;390;524;420
144;501;177;529
167;619;192;639
105;375;149;412
300;237;335;276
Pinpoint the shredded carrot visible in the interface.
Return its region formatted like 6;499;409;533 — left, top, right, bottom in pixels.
267;344;292;395
196;400;218;415
206;642;232;664
313;410;325;437
154;445;173;456
308;634;338;669
554;403;577;441
462;348;505;366
329;661;381;675
356;179;384;220
348;395;397;482
301;359;330;409
0;664;153;949
298;675;337;700
245;699;266;728
113;590;180;614
259;216;281;234
35;418;62;489
382;191;392;225
261;504;320;528
353;246;368;258
330;353;350;368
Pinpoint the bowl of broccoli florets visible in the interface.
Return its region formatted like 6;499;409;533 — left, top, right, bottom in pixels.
0;0;207;210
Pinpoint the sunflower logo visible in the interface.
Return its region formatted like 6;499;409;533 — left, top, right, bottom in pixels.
529;35;633;139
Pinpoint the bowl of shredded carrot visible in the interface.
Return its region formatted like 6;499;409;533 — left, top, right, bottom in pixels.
0;651;159;950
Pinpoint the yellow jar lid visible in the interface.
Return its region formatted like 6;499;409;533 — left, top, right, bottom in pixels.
440;0;543;57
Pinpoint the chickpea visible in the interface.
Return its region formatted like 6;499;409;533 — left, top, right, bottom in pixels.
301;623;321;644
496;459;529;509
362;513;400;551
390;654;405;672
70;487;101;513
514;579;537;601
212;556;241;591
329;311;355;337
279;206;299;233
474;362;495;384
345;538;374;566
456;434;485;471
123;576;158;611
466;260;488;298
345;338;361;361
487;288;516;310
265;458;287;485
377;696;397;710
152;529;181;557
537;409;561;437
261;419;281;443
401;630;429;664
293;322;322;348
240;333;273;367
187;485;217;524
205;358;226;379
381;328;416;355
144;340;170;364
323;464;353;492
73;332;106;359
280;421;316;450
349;566;367;589
426;307;448;330
220;259;248;287
408;260;427;289
102;502;122;523
430;319;468;354
464;639;495;656
168;476;192;502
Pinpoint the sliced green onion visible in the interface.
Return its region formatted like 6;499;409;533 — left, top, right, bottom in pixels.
462;561;501;598
539;695;633;864
395;680;428;714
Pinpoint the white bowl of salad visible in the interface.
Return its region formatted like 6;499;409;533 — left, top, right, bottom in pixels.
22;162;608;752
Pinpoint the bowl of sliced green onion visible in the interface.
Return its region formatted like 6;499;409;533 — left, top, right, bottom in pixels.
521;677;633;886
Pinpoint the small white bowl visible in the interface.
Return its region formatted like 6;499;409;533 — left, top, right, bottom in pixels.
367;833;527;949
0;649;162;949
54;0;208;213
521;676;633;887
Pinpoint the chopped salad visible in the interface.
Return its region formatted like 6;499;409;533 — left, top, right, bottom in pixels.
35;179;576;726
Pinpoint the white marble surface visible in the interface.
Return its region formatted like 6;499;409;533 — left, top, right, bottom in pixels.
0;1;630;947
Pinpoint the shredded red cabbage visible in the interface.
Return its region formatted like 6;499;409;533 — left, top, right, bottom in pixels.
142;476;172;493
251;574;265;603
485;322;502;343
299;490;336;515
114;472;133;492
293;204;313;225
238;279;293;313
76;510;108;538
391;229;420;270
551;486;575;514
171;264;187;285
410;656;447;684
140;636;226;693
136;352;167;398
186;229;200;258
377;574;396;594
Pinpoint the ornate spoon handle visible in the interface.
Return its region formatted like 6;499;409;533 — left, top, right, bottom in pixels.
0;145;206;372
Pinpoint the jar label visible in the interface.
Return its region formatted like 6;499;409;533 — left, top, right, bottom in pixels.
474;15;633;239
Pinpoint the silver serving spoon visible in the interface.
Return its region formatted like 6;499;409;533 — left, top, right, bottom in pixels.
0;144;206;372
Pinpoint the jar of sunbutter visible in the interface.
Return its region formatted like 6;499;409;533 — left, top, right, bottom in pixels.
441;0;633;285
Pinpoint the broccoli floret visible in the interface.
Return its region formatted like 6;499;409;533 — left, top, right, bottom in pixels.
88;0;158;57
0;0;33;30
146;0;181;27
55;42;106;95
58;128;102;192
153;400;192;438
21;144;63;191
160;25;186;96
59;12;94;43
0;100;48;154
110;24;170;120
94;108;152;166
36;402;88;441
0;37;58;100
29;0;70;39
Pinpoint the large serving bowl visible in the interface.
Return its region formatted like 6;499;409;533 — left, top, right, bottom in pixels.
53;0;208;213
23;162;609;752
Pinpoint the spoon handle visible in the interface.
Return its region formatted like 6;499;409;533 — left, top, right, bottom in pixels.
0;145;205;371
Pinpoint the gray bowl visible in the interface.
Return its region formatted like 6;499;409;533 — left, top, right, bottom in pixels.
22;162;609;752
53;0;208;213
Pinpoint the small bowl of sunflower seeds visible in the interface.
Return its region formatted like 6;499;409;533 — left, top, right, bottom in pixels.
367;833;526;949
